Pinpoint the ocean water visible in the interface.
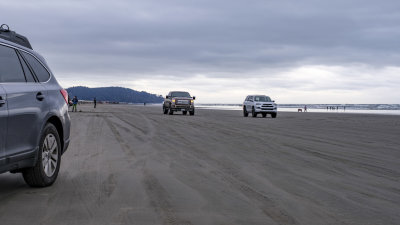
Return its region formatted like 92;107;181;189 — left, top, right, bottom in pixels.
196;104;400;115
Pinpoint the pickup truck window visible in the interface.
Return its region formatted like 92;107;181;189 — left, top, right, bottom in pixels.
171;92;191;98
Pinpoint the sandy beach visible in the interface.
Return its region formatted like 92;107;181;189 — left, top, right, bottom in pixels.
0;104;399;225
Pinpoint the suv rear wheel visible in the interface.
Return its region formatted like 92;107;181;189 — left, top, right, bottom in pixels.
22;123;61;187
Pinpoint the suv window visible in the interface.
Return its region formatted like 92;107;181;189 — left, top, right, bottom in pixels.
16;51;36;82
0;45;26;83
21;52;50;82
248;96;253;101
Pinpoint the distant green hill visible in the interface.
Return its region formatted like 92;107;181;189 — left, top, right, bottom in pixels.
66;86;163;103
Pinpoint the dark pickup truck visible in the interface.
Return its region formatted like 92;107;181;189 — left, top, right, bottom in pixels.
163;91;195;115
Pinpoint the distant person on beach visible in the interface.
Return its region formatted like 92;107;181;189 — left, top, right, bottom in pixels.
94;97;97;108
304;105;307;112
72;96;78;112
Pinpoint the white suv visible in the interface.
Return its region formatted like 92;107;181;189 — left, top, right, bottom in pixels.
243;95;277;118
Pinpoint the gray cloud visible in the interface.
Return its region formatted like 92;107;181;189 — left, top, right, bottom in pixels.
2;0;400;102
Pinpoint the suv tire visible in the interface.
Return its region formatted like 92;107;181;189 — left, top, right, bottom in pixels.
252;107;257;117
22;123;61;187
183;111;187;115
271;113;277;118
243;106;248;117
189;109;195;116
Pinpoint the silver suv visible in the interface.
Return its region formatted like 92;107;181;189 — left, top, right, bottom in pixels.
0;25;71;187
243;95;277;118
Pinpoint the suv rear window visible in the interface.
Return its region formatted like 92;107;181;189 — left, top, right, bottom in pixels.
22;52;50;82
0;45;26;83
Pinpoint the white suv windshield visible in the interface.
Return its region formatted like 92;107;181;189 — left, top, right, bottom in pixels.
254;96;271;102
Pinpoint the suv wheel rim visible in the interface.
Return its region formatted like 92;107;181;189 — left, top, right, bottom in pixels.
42;134;58;177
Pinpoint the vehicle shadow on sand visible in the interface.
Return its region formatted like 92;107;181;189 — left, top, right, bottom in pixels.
0;173;29;193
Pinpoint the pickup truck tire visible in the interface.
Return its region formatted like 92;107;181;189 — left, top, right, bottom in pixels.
183;111;187;115
163;106;168;114
243;107;248;117
252;107;257;117
271;113;277;118
189;110;195;116
262;113;267;118
22;123;61;187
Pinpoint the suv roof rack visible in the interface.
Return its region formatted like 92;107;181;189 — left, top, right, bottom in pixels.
0;24;33;50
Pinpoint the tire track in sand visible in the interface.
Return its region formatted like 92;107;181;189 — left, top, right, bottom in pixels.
106;112;192;225
158;120;298;225
142;167;193;225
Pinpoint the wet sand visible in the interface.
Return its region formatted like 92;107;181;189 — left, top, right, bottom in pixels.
0;104;399;225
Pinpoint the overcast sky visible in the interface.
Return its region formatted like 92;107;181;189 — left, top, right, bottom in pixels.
2;0;400;103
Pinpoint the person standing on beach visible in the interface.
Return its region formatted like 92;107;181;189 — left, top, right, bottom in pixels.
94;97;97;108
72;96;78;112
304;105;307;112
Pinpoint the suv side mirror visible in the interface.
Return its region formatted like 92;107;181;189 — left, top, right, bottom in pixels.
193;96;196;100
166;95;169;99
272;100;275;102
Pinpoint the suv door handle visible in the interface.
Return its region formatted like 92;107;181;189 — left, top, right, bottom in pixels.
0;96;5;106
36;92;45;101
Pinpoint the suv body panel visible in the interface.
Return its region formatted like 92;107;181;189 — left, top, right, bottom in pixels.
0;85;6;166
2;83;47;157
0;38;70;174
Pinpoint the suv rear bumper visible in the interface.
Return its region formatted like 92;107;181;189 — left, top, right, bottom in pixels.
62;138;70;155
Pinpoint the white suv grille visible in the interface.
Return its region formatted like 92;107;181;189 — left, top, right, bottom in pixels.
261;104;274;109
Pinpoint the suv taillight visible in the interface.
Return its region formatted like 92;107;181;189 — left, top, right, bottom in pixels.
60;89;68;104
